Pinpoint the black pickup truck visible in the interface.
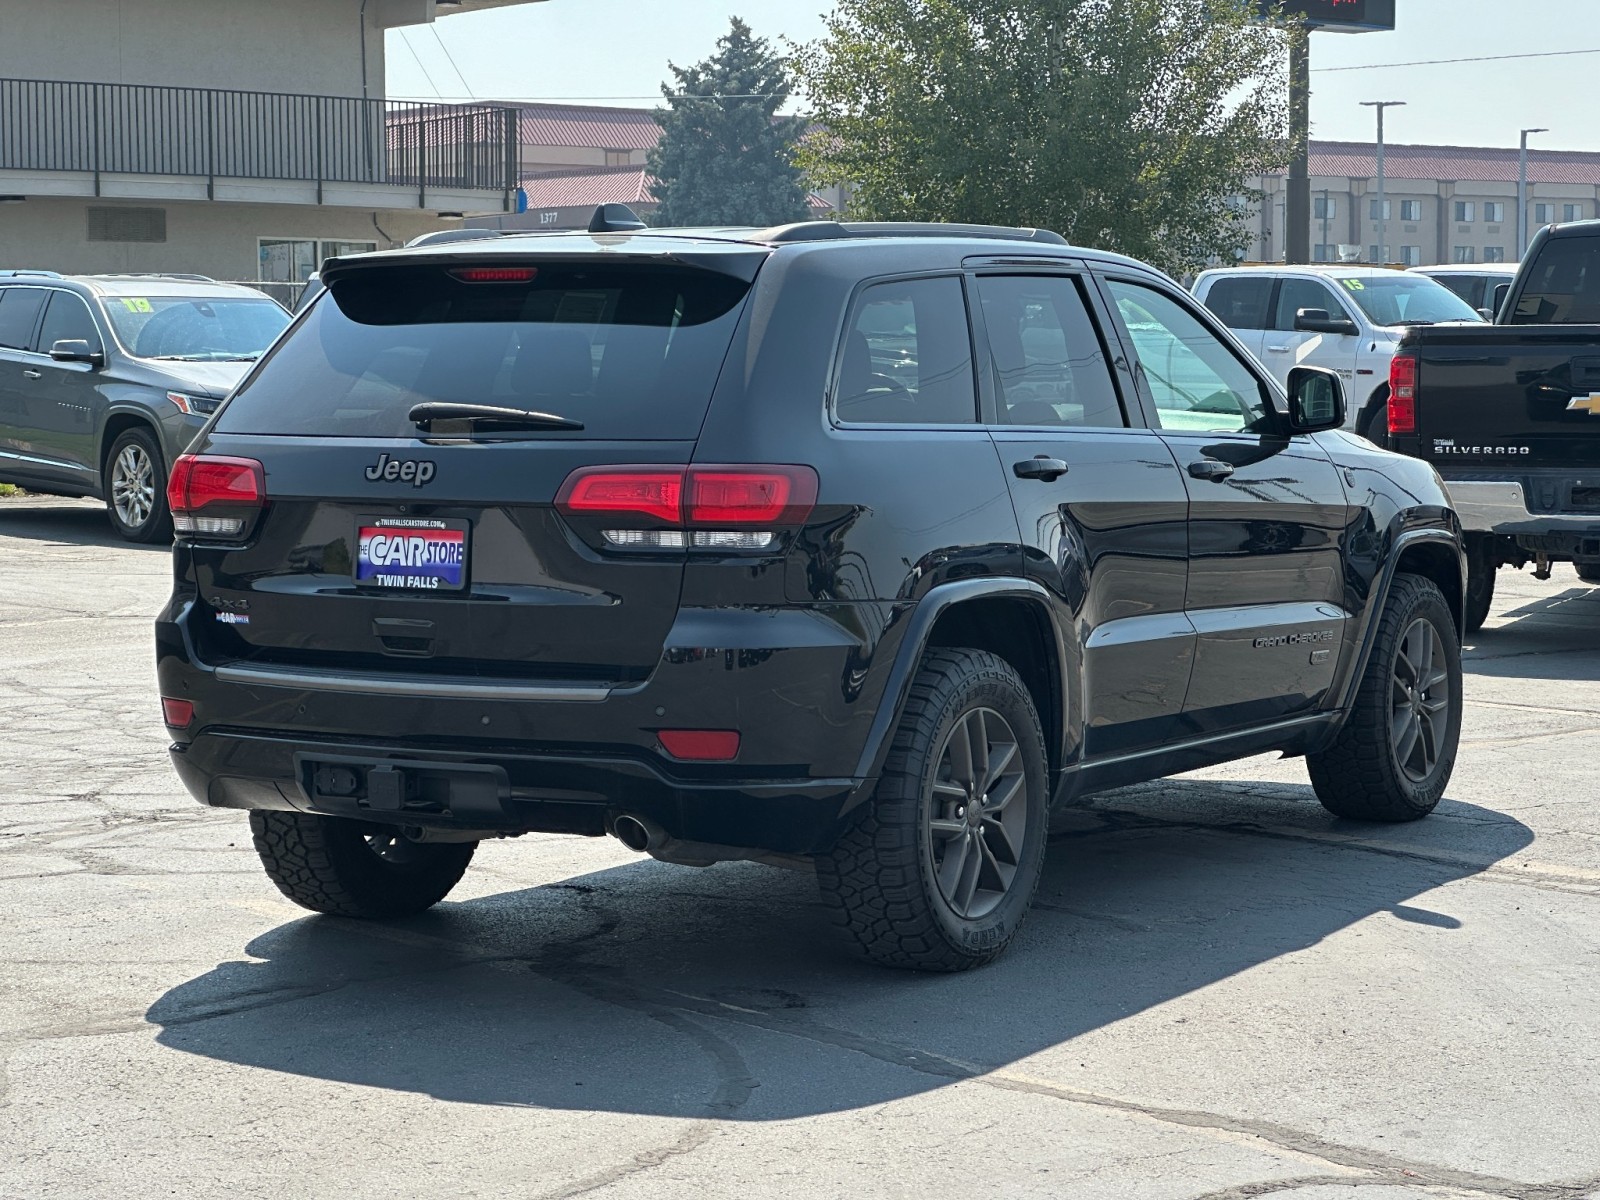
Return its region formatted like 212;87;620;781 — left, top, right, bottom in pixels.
1387;220;1600;630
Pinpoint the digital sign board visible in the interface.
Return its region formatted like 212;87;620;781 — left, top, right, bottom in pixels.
1256;0;1396;31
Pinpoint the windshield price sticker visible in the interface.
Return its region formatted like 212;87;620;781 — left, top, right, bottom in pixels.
1340;279;1366;292
120;297;154;313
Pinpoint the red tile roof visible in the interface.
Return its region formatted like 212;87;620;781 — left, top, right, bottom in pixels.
1288;140;1600;186
520;165;835;213
517;103;662;152
522;165;657;207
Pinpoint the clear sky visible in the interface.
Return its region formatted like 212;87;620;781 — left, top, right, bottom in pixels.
387;0;1599;153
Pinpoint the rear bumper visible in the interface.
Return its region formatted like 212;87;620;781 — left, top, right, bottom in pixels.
1443;479;1600;536
156;597;904;854
168;731;860;854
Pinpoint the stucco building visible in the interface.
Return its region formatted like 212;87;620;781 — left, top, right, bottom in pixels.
1246;140;1600;266
0;0;543;282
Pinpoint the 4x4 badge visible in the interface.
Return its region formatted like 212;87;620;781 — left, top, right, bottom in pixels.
365;453;437;487
1567;394;1600;416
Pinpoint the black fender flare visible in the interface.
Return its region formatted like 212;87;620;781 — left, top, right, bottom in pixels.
1331;524;1465;717
844;578;1069;811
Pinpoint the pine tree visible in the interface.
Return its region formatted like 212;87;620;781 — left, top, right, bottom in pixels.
648;18;812;227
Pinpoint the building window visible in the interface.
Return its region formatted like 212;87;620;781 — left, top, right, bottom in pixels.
604;150;632;167
1534;203;1556;224
258;238;378;283
87;206;167;243
1369;245;1392;263
1453;246;1476;264
1313;243;1336;262
1399;200;1422;222
1400;246;1422;266
1454;201;1475;223
1314;196;1337;219
1484;247;1507;263
1564;203;1585;222
1368;199;1392;221
1484;202;1505;223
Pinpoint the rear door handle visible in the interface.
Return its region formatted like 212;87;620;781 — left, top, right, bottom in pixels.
1187;459;1236;482
21;369;42;379
1012;456;1070;482
1265;345;1291;354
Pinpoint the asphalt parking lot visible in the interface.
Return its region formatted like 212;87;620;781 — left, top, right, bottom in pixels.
2;496;1598;1200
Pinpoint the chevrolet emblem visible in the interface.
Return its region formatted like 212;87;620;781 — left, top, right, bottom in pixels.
1569;393;1600;416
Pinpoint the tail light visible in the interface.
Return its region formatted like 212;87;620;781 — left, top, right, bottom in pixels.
1389;353;1418;435
556;464;818;552
167;454;266;538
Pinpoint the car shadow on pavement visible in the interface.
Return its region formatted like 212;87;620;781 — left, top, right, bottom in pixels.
0;500;169;551
146;783;1533;1121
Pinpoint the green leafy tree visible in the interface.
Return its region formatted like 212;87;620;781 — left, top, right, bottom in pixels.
648;18;812;227
793;0;1294;273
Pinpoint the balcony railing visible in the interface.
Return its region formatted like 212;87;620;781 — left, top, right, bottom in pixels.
0;77;519;196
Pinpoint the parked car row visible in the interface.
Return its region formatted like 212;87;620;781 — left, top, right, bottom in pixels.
1194;224;1600;630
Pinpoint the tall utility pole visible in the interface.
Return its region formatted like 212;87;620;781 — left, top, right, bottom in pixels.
1518;127;1548;258
1361;100;1405;264
1285;30;1312;263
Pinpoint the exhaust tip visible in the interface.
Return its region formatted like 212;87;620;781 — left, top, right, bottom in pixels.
613;814;652;853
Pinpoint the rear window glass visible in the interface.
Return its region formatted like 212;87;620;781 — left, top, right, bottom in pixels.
1201;276;1273;330
1511;236;1600;324
215;263;752;440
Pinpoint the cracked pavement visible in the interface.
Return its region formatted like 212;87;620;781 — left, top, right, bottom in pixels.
2;497;1599;1200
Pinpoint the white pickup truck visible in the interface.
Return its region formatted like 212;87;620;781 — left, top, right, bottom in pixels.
1193;265;1484;439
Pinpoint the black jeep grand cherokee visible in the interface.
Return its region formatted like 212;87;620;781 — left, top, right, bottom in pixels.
156;219;1466;971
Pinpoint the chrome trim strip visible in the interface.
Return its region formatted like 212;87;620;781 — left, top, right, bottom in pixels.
0;447;93;472
213;664;612;702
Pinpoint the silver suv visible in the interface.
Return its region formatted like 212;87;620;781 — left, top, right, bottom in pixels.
0;271;291;540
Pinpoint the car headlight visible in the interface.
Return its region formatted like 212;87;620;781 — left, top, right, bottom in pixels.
167;392;221;417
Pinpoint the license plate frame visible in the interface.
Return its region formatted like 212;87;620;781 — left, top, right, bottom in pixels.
354;517;471;593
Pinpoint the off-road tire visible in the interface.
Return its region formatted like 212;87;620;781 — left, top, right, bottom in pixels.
817;648;1049;972
249;811;475;918
104;426;172;543
1464;535;1496;633
1576;563;1600;585
1308;574;1461;822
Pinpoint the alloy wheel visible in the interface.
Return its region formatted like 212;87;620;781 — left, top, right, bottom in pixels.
111;443;156;529
1391;617;1451;783
927;706;1029;920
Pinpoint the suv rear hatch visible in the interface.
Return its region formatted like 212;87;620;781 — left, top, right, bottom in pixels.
179;247;764;685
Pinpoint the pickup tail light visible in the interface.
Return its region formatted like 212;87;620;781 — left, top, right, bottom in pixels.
556;465;818;552
167;454;266;538
1389;353;1418;435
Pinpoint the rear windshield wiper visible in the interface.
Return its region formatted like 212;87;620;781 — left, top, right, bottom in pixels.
408;402;585;432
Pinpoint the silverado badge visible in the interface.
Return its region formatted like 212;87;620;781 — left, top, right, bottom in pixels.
1568;394;1600;416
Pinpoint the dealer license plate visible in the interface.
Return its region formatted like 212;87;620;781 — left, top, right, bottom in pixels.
355;518;469;591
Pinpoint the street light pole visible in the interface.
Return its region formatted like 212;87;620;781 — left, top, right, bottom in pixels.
1361;101;1405;264
1518;127;1548;258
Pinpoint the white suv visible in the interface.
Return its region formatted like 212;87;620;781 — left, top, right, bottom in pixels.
1193;265;1484;439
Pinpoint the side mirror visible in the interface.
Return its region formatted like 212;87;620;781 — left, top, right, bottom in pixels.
50;338;104;368
1491;282;1511;318
1286;366;1347;435
1293;308;1360;337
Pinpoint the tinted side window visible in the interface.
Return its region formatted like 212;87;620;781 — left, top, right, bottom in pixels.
37;293;104;355
1433;275;1480;306
1106;280;1273;435
0;288;48;351
1201;276;1273;330
1273;278;1343;330
836;277;977;424
1511;236;1600;324
976;275;1123;428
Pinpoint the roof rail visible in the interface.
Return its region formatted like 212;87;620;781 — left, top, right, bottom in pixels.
87;272;217;283
404;228;504;248
0;268;64;279
753;221;1071;247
